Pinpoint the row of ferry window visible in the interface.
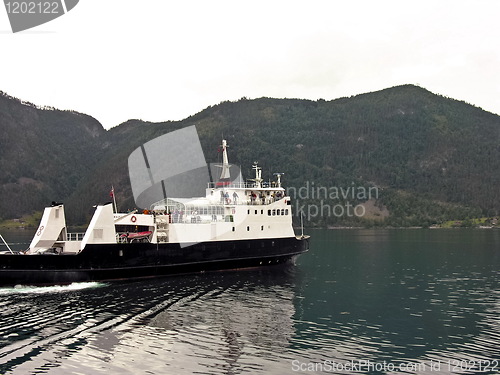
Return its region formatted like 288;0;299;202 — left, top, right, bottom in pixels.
247;209;289;216
270;209;288;216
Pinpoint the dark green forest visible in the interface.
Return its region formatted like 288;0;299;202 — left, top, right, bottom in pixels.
0;85;499;227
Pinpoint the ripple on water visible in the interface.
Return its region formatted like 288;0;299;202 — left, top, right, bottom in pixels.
0;232;499;375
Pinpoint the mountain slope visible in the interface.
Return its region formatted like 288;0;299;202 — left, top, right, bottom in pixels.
0;91;106;219
1;85;499;226
65;85;500;225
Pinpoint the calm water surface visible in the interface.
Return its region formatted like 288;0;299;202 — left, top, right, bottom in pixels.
0;229;498;374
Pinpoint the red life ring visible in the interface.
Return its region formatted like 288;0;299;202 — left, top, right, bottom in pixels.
131;215;137;223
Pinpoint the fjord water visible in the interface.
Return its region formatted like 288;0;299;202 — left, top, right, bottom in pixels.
0;229;498;374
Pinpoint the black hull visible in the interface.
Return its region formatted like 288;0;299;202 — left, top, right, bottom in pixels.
0;236;309;286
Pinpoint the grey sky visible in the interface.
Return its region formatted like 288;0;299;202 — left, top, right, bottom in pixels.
1;0;498;129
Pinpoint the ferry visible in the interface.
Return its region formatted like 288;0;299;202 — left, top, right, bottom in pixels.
0;140;309;286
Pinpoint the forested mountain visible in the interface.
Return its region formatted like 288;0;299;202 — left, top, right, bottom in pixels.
1;85;499;227
0;91;105;220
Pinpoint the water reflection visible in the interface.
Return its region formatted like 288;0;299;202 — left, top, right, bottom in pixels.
291;229;500;374
0;266;301;374
0;229;499;375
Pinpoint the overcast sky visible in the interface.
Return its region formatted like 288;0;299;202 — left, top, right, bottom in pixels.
1;0;499;129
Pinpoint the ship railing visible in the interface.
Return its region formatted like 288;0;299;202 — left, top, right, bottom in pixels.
151;195;287;219
207;181;284;189
217;195;286;206
152;197;287;216
207;182;254;189
238;196;285;206
66;233;85;241
154;214;234;225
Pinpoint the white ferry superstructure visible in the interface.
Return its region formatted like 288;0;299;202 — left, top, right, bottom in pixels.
0;139;309;286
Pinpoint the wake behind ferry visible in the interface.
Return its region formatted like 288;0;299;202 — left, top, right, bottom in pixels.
0;140;309;286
